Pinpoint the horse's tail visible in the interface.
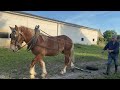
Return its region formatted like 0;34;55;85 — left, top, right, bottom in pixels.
70;43;75;68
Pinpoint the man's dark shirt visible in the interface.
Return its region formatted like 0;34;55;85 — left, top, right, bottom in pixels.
103;41;119;54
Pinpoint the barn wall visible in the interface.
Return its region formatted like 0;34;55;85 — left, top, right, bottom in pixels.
80;28;99;45
0;12;58;35
58;24;98;45
0;11;99;47
0;12;58;47
59;24;83;43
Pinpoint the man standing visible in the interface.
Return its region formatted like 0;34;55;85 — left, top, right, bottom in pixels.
102;35;119;75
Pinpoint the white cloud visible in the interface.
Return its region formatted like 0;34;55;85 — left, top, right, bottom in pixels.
65;11;110;22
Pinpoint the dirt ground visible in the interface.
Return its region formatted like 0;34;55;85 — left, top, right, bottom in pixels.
0;60;119;79
48;61;120;79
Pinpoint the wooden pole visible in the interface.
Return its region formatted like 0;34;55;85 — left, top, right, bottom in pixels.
57;23;59;36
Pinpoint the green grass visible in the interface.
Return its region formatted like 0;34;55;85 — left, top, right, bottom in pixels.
74;44;108;62
0;44;107;70
0;44;119;79
92;73;120;79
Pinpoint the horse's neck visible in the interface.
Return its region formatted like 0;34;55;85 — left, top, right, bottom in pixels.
22;29;34;44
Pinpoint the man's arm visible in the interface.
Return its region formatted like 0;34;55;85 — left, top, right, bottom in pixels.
103;42;109;50
102;42;109;53
112;42;119;53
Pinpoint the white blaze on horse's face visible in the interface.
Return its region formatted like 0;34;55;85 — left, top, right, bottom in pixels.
10;34;19;52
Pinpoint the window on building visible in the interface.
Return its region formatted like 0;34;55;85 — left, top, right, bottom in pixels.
81;38;84;41
0;32;9;38
93;39;95;41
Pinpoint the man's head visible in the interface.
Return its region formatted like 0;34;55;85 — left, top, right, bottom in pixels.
111;35;117;42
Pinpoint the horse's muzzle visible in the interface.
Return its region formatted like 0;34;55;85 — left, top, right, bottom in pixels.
10;44;19;52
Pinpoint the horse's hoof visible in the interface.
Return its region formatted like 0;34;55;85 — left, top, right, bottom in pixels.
41;73;47;79
30;75;35;79
41;76;47;79
41;77;47;79
60;71;66;75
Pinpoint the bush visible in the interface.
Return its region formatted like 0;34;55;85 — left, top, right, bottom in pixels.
97;37;106;46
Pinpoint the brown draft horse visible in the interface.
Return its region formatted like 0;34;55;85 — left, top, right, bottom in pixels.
9;25;75;79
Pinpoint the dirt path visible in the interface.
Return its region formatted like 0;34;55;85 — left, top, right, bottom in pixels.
48;61;120;79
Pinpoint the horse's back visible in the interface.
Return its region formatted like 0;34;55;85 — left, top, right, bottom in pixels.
56;35;73;43
56;35;73;50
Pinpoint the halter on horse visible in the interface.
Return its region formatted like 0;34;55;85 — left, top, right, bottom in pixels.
9;25;75;79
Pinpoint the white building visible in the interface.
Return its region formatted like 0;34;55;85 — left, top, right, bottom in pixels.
0;11;103;47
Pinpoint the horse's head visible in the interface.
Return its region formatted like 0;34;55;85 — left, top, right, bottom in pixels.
9;25;25;52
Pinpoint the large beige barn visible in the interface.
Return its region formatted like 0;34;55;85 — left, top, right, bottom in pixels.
0;11;103;47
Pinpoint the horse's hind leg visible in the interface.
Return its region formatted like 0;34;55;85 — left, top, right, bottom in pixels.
60;54;70;74
30;56;39;79
61;48;75;74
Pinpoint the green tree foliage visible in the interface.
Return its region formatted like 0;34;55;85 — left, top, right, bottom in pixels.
103;30;117;41
97;37;106;46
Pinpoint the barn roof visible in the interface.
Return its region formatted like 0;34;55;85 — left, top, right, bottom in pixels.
3;11;100;31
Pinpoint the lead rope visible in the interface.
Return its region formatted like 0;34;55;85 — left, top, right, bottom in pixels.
16;33;35;52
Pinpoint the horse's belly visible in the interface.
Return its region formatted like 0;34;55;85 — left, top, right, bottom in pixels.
45;50;59;56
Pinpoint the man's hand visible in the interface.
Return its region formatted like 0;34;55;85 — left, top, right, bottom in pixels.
107;50;113;53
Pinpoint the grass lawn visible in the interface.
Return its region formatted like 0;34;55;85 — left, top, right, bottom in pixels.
0;44;120;79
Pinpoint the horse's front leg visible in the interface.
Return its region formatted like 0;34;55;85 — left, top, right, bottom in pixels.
30;56;38;79
39;58;47;79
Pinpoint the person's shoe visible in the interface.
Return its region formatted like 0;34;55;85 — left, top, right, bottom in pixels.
114;65;118;74
103;64;110;75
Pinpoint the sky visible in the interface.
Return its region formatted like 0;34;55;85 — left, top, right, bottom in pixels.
23;11;120;34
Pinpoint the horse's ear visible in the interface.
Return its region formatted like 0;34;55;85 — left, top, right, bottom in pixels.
9;26;13;31
15;25;18;30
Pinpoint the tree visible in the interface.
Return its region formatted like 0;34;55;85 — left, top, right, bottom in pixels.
103;30;117;41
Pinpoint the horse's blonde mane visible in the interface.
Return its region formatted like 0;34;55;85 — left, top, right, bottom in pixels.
18;26;35;36
19;26;33;32
18;26;48;41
